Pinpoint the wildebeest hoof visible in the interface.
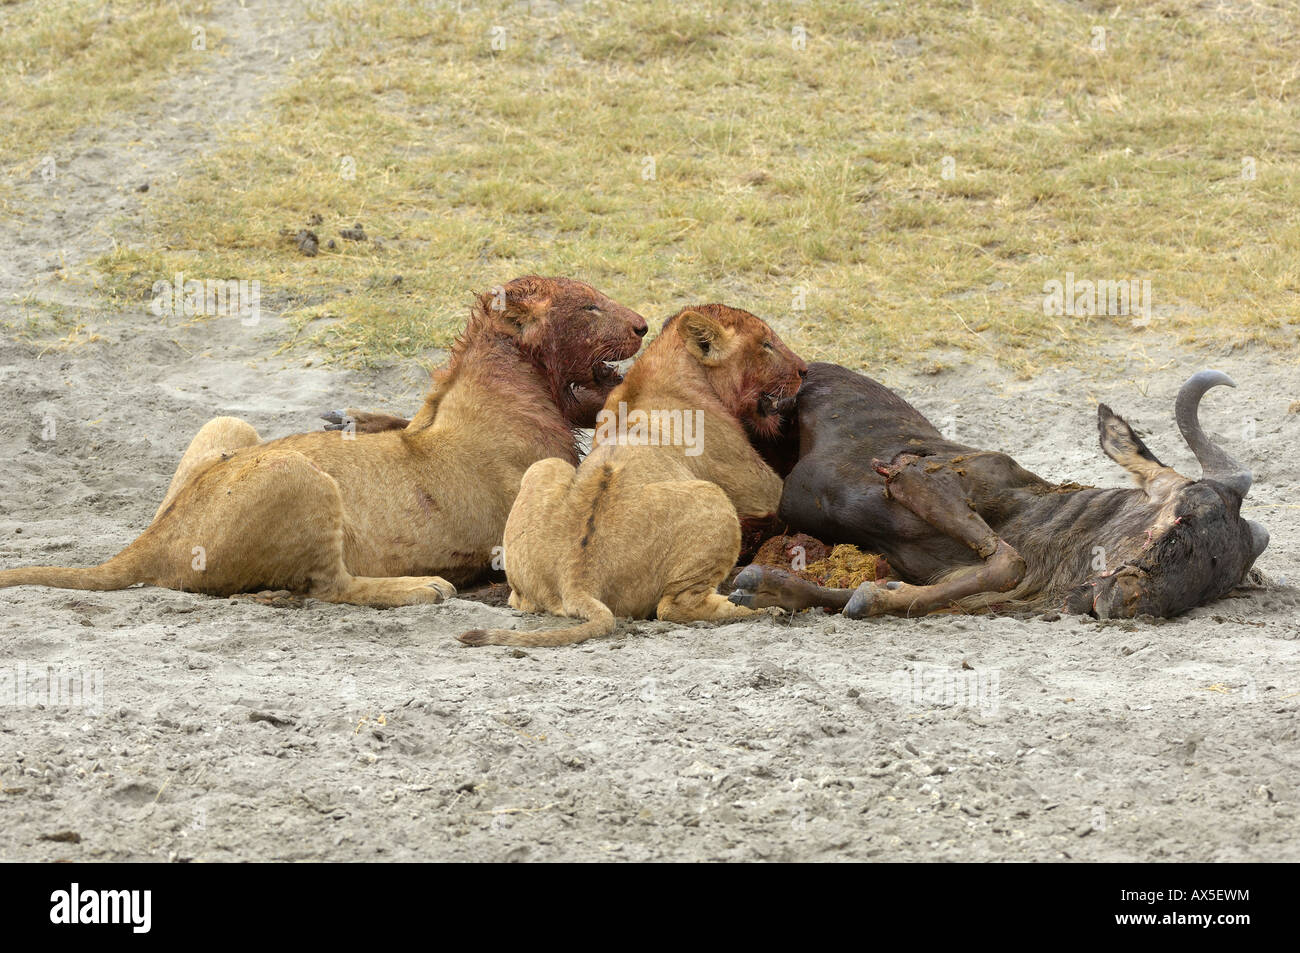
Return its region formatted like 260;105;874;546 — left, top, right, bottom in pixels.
844;581;878;619
727;590;788;613
733;564;766;591
727;564;806;610
320;409;351;431
727;564;767;608
728;588;758;608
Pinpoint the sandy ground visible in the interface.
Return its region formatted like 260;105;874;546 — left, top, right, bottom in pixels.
2;0;1298;862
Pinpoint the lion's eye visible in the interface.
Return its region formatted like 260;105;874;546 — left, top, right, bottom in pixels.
583;305;602;314
763;341;774;351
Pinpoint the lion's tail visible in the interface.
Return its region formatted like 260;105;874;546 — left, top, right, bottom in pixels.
459;593;615;648
0;553;143;592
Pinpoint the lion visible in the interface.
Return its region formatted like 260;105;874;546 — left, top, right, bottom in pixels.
459;303;807;647
0;277;648;607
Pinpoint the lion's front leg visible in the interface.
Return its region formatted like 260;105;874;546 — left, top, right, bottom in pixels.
657;588;763;623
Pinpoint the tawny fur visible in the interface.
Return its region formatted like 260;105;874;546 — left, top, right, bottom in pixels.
460;304;807;647
0;277;647;607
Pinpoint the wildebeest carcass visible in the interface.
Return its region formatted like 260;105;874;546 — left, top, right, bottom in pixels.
729;364;1269;619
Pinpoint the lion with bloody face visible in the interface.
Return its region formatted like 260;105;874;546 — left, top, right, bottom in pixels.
460;303;807;647
0;277;648;607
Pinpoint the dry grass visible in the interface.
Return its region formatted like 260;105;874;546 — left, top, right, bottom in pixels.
0;0;213;174
13;0;1300;371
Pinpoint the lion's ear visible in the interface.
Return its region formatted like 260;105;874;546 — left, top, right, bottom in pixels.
678;309;727;365
479;277;549;327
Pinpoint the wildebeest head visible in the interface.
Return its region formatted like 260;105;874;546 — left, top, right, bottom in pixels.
1065;370;1269;618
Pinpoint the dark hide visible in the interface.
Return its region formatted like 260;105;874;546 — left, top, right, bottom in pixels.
735;363;1267;619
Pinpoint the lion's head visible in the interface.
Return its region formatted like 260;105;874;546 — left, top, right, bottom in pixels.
463;276;648;426
650;304;807;439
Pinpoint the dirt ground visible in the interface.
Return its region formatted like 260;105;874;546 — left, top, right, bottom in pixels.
2;0;1297;862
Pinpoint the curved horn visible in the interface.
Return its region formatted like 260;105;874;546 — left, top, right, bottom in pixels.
1174;370;1252;497
1247;520;1269;561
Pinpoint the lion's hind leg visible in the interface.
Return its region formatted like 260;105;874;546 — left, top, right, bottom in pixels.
651;480;762;624
229;450;456;607
155;416;261;521
2;417;264;594
151;447;455;606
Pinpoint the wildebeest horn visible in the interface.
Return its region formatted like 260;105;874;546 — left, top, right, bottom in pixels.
1248;520;1269;560
1174;370;1252;498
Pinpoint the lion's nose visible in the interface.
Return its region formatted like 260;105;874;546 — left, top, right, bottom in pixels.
633;321;648;337
798;367;808;379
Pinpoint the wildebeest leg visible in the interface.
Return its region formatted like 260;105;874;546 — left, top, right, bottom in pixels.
843;458;1026;618
778;454;969;571
730;452;969;613
320;409;411;434
728;565;855;612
